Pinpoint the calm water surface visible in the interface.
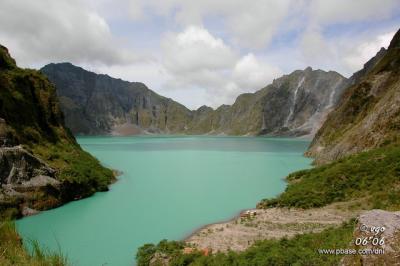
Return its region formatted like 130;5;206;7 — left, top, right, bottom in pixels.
17;136;312;265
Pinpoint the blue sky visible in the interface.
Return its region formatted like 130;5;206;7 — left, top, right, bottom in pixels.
1;0;399;109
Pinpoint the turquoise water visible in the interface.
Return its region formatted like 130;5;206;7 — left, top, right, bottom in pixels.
17;136;312;266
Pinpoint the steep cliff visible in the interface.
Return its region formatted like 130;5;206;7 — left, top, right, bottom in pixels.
41;63;193;135
307;29;400;164
0;45;114;219
42;64;347;137
187;68;346;136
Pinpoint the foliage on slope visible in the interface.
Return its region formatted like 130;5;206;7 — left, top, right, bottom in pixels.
0;45;114;219
259;145;400;210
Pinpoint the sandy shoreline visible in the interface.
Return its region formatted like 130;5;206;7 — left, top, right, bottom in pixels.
182;209;253;241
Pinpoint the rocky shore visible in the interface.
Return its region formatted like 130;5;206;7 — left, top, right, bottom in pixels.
182;206;400;266
185;203;357;252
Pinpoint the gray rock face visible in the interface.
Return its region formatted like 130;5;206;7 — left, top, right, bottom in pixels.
0;146;59;194
261;67;347;136
0;144;60;217
41;63;193;135
188;67;347;136
41;63;347;137
0;146;56;185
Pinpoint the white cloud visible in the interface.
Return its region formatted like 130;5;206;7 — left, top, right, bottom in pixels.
222;1;292;48
299;28;397;76
298;0;400;75
161;25;238;74
160;26;282;108
310;0;400;25
115;0;293;49
342;31;396;72
1;0;399;109
232;54;282;90
300;28;335;66
0;0;138;67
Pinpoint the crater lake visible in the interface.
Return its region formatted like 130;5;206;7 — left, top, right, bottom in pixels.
17;136;312;265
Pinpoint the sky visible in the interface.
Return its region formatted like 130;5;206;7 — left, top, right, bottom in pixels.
1;0;399;109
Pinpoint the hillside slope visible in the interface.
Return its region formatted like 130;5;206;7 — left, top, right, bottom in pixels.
0;45;114;219
307;29;400;164
42;64;346;137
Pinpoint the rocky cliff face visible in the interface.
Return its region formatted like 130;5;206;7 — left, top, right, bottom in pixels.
0;45;114;219
307;29;400;164
41;63;193;135
186;67;347;136
42;64;347;137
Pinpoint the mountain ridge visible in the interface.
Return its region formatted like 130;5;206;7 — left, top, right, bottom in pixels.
41;64;347;137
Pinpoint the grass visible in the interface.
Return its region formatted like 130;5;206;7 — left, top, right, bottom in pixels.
259;145;400;210
137;220;356;266
31;141;114;196
0;221;68;266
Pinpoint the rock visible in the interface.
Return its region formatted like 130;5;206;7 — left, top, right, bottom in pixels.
149;252;170;266
19;175;60;189
41;63;192;135
307;29;400;164
0;146;60;215
342;209;400;266
358;210;400;244
21;206;39;216
0;146;56;185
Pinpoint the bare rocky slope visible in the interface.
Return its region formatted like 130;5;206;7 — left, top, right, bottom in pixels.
0;45;114;219
41;64;347;137
307;29;400;164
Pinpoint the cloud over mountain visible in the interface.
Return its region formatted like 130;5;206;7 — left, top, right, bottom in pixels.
1;0;399;109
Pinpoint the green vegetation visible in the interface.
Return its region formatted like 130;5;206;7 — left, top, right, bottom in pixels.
32;142;114;198
137;220;356;266
0;45;115;218
0;221;68;266
137;240;186;266
0;45;111;266
259;145;400;210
